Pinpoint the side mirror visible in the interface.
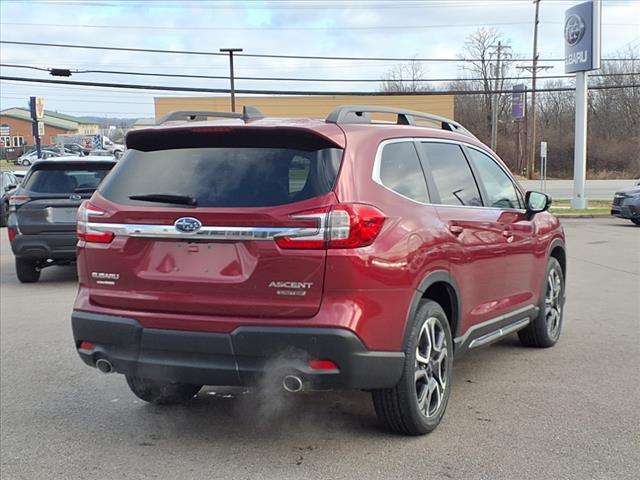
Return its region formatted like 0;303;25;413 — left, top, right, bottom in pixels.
525;191;551;216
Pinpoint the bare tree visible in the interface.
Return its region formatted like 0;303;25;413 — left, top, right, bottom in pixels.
458;28;516;136
380;59;430;93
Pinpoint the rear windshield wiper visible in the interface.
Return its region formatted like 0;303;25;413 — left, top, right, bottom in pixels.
128;193;197;206
75;187;98;193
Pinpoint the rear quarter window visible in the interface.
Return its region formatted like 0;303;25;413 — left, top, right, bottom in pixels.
377;142;429;203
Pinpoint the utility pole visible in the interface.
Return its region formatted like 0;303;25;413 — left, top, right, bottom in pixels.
220;48;243;112
490;41;510;152
528;0;541;180
517;0;551;179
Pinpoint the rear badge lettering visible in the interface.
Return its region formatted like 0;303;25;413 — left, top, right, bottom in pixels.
92;272;119;285
269;281;313;296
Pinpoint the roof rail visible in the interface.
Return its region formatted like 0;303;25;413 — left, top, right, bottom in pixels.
157;105;264;125
325;105;476;138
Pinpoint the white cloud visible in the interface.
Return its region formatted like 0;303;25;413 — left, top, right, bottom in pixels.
1;0;638;117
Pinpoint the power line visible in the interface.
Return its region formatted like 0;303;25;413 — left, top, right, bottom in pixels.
2;21;636;31
2;40;638;63
2;75;638;96
2;0;635;9
2;63;637;83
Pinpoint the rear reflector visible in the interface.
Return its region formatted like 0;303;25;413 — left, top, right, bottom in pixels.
7;228;16;242
79;341;94;351
275;203;385;250
308;359;339;371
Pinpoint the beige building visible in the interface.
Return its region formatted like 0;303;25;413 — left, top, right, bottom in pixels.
154;95;454;123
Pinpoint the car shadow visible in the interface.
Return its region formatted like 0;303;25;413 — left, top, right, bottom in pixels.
95;335;534;445
38;264;78;283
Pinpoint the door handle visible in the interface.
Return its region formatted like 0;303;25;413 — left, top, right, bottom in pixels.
501;225;514;240
448;223;464;236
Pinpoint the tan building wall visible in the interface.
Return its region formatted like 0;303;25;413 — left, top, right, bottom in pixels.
77;123;100;135
154;95;454;123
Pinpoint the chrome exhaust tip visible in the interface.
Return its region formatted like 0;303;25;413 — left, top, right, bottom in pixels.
282;375;303;393
95;358;113;374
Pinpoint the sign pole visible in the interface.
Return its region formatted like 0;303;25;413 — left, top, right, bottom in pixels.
571;71;588;209
540;141;548;193
565;0;601;209
29;96;45;159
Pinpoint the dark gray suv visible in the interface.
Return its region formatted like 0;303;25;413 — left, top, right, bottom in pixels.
7;158;116;282
611;180;640;226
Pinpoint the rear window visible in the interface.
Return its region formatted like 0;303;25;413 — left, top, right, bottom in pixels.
23;163;114;194
99;147;343;207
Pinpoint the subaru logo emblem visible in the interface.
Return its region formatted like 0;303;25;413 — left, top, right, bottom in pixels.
69;194;81;201
174;217;202;233
564;14;585;46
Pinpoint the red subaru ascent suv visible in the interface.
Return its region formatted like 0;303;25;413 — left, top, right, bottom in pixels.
72;106;566;435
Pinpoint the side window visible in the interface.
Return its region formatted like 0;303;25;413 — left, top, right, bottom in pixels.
420;143;482;206
378;142;429;203
467;148;522;209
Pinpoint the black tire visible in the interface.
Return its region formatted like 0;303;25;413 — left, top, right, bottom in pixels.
518;257;565;348
0;204;7;227
21;159;31;166
15;258;41;283
372;300;453;435
631;218;640;226
125;375;201;405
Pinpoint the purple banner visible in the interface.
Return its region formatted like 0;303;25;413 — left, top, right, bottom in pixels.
512;84;525;120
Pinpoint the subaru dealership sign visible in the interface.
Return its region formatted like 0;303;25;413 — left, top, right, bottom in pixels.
564;1;601;73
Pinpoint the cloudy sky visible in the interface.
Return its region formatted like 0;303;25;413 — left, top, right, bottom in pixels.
1;0;638;119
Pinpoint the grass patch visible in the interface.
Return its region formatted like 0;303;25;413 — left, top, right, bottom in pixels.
550;199;611;216
551;208;610;217
0;160;15;171
551;199;611;209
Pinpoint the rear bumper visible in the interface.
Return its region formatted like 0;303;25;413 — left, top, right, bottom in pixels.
10;232;77;261
72;311;405;390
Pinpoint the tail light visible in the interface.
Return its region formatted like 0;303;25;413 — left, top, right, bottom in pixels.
275;203;385;250
77;201;114;244
7;228;16;242
9;194;30;210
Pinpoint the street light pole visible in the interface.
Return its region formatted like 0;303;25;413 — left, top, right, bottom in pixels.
220;48;243;112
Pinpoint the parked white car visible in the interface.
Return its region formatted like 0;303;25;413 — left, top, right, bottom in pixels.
15;150;62;166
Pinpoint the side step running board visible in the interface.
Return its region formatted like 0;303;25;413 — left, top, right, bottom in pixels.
468;318;531;349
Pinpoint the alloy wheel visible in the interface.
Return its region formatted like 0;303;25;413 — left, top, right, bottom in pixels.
545;268;563;340
415;316;449;418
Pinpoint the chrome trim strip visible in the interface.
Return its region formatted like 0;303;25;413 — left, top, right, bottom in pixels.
87;222;322;241
468;317;530;349
454;304;536;346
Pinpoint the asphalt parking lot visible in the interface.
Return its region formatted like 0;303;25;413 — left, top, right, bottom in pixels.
1;218;638;480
